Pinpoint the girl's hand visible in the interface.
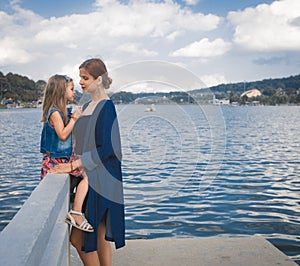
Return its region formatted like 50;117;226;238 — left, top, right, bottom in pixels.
49;163;72;174
73;106;82;119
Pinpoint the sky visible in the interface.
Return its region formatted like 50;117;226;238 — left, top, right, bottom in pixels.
0;0;300;93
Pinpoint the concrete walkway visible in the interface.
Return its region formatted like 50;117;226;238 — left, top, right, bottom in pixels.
70;236;297;266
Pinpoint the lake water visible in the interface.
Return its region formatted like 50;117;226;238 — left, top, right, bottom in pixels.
0;105;299;264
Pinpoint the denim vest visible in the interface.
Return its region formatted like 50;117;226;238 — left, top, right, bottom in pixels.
40;107;72;158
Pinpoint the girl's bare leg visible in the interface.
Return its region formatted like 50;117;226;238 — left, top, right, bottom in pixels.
71;173;90;226
97;220;112;266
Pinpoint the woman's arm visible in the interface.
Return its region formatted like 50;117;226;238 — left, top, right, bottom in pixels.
80;101;121;171
49;158;83;174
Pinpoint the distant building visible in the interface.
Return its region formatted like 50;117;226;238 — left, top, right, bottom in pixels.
6;97;14;104
213;95;230;105
241;89;261;98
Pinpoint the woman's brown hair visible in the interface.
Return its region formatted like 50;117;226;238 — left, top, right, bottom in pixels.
79;58;112;89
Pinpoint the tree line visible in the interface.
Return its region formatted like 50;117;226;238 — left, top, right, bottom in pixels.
211;74;300;105
0;71;45;103
1;71;300;105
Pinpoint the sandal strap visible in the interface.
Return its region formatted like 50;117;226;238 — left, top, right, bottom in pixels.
79;219;93;230
65;210;93;232
69;210;83;216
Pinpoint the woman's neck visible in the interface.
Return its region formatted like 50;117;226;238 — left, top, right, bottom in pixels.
90;89;109;102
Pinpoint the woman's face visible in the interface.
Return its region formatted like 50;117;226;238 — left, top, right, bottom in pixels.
65;81;75;102
79;68;97;94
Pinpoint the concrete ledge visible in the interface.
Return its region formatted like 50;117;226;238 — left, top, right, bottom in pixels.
0;173;70;266
107;236;296;266
40;187;70;266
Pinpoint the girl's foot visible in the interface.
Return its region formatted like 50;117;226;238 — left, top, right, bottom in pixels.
65;210;94;232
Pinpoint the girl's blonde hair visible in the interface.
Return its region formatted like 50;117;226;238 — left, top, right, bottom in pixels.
41;74;72;125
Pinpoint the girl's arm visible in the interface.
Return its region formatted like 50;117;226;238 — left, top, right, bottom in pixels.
49;107;81;141
49;111;75;141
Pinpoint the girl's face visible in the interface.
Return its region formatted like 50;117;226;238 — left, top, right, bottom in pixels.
79;68;97;94
65;81;75;102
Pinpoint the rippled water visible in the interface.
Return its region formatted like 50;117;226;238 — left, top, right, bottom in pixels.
0;109;41;229
0;106;299;264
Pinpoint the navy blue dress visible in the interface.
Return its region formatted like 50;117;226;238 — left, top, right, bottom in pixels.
73;100;125;252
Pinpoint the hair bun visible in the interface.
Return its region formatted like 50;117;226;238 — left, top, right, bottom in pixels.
104;76;112;89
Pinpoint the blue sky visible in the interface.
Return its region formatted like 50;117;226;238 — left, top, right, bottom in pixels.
1;0;275;17
0;0;299;92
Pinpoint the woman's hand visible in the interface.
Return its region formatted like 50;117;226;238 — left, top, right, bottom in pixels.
49;159;82;174
49;163;72;174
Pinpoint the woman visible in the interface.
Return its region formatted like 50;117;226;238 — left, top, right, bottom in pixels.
50;59;125;266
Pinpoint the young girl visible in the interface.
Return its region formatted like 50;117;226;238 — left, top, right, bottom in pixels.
40;74;93;233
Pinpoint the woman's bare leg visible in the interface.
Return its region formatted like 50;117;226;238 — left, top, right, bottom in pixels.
97;220;112;266
70;228;100;266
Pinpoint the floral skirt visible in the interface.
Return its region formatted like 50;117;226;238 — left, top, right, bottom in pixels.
40;153;82;181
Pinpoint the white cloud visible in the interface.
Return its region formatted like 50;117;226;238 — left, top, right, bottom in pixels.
0;37;32;65
94;0;117;8
0;0;221;71
184;0;199;6
0;11;13;26
117;43;158;57
0;0;298;90
117;82;176;94
0;4;47;66
35;22;73;43
10;0;21;5
166;31;183;41
228;0;300;51
0;2;225;93
170;38;231;58
200;73;228;87
175;9;220;32
92;1;220;37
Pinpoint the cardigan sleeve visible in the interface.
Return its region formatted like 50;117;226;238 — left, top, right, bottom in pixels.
81;101;122;171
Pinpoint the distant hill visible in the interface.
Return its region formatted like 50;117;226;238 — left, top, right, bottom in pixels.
207;74;300;94
1;71;299;105
0;71;45;103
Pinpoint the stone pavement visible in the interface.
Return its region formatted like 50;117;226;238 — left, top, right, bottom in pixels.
71;236;297;266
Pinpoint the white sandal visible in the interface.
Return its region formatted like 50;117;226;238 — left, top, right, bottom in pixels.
65;210;94;233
